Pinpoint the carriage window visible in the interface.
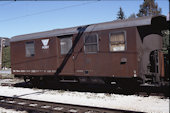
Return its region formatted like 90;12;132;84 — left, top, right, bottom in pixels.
109;32;125;52
60;37;72;55
84;34;98;53
25;41;35;57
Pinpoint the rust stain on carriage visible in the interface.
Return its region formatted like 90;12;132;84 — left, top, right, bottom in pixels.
158;51;165;77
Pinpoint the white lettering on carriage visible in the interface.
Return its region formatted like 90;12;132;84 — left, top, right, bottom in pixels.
12;70;56;73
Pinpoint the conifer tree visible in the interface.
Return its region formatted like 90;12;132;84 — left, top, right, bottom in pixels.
117;7;125;20
137;0;161;17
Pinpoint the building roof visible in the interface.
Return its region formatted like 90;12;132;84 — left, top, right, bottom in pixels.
11;15;166;42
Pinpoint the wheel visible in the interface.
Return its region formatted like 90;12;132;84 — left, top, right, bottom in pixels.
30;77;40;87
24;76;31;83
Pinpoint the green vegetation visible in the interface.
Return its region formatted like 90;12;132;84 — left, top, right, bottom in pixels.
137;0;161;17
2;46;11;68
116;7;125;20
162;30;170;54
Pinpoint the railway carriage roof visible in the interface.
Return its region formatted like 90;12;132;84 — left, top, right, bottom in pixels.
11;15;167;42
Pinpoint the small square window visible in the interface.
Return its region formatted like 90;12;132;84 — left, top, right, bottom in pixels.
110;32;126;52
25;41;35;57
84;34;98;53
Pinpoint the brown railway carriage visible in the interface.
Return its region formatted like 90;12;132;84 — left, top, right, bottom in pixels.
10;16;168;86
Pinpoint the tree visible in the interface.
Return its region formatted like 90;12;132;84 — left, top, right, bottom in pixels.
137;0;161;17
128;13;136;19
2;46;11;68
117;7;125;20
162;30;170;54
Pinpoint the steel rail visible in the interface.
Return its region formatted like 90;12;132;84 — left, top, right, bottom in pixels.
0;96;143;113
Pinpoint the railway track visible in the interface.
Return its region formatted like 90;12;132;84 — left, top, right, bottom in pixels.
0;96;143;113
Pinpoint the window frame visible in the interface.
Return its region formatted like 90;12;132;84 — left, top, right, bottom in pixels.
84;33;99;54
109;30;127;52
59;36;73;55
25;41;35;57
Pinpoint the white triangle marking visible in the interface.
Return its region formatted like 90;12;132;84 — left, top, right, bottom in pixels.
41;39;49;46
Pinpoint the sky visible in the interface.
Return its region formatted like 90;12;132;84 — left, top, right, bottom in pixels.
0;0;169;38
